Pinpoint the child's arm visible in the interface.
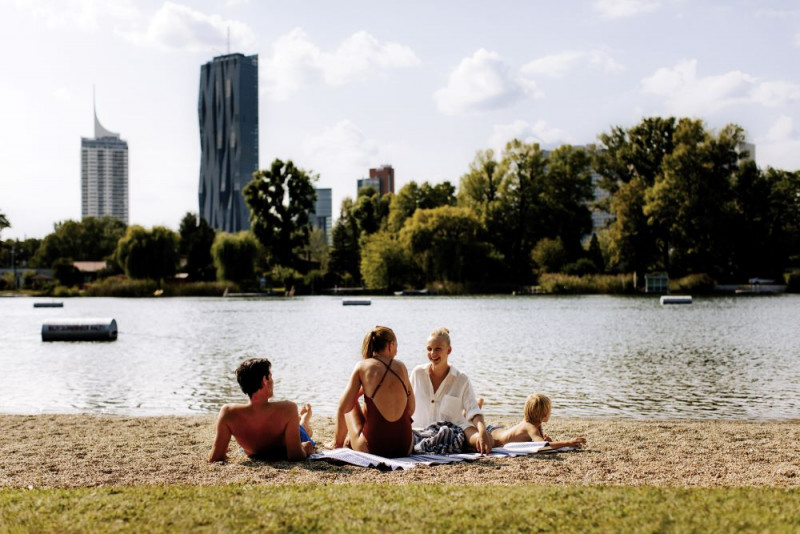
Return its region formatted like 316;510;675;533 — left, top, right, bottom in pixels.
546;437;586;449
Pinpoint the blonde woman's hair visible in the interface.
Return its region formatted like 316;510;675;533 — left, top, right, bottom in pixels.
428;327;451;346
524;393;552;424
361;326;396;359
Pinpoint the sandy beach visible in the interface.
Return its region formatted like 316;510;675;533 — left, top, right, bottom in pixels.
1;414;798;489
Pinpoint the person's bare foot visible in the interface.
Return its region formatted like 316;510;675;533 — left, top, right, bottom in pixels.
477;397;484;409
299;403;313;437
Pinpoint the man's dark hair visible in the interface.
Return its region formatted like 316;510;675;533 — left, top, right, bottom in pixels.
236;358;271;398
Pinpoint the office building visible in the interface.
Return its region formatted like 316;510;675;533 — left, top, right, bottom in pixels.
356;177;380;196
198;53;259;233
81;104;128;224
369;164;395;196
310;188;333;244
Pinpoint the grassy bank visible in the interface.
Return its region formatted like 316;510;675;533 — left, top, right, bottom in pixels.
2;484;799;533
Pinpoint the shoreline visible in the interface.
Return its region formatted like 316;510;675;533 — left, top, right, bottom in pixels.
2;414;799;489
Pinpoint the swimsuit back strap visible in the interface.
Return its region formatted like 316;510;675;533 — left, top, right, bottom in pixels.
368;359;411;399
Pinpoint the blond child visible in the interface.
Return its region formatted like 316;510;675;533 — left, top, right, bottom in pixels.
490;393;586;449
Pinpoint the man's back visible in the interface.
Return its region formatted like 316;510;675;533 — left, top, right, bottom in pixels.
218;400;296;459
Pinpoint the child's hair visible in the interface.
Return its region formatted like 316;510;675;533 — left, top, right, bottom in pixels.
524;393;552;424
236;358;272;398
428;327;451;346
361;326;396;359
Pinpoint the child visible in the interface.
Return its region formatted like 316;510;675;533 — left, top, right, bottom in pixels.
490;393;586;449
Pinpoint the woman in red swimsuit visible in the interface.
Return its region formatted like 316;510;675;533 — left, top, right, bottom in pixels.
330;326;416;458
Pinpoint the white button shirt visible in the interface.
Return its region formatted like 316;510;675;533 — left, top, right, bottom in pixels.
409;363;483;431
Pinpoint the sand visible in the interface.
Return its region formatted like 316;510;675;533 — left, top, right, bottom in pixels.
1;414;798;489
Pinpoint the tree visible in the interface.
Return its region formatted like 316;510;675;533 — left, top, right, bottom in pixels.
399;206;493;286
34;216;127;268
0;211;9;239
388;181;457;232
457;149;500;218
360;231;418;290
531;237;567;273
211;231;260;286
328;198;362;285
243;159;317;269
179;213;216;281
351;186;390;236
644;120;742;278
114;226;179;280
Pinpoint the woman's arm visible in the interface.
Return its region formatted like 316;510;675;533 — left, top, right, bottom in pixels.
331;365;363;448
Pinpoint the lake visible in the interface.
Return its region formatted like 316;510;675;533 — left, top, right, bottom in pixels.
1;294;798;420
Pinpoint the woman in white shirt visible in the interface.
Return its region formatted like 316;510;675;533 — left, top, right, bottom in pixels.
409;327;493;454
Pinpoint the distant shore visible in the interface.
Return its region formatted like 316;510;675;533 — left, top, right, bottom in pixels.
1;414;798;489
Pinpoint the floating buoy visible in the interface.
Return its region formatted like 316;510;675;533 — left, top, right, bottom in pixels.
660;295;692;305
342;298;371;306
33;302;63;308
41;318;118;341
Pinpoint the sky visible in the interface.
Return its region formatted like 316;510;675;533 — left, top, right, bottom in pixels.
2;0;800;240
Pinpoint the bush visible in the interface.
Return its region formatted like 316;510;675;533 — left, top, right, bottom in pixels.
538;273;636;294
784;272;800;293
163;281;234;297
84;277;158;297
669;273;716;294
51;285;81;297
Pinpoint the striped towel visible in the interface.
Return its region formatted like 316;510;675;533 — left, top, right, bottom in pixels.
412;422;466;454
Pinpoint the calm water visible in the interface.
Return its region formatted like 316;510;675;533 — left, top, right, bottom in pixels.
1;294;798;420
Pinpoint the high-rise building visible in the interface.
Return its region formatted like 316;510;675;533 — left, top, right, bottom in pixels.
198;53;259;233
310;188;333;244
356;177;380;196
81;103;128;224
369;164;395;196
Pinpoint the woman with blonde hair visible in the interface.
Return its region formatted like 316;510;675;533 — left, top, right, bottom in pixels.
331;326;415;457
409;327;493;454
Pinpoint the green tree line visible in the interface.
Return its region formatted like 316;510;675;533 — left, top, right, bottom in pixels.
2;116;799;294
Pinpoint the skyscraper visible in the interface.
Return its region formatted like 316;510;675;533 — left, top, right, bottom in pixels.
81;102;128;224
198;53;259;233
310;188;333;244
369;164;395;196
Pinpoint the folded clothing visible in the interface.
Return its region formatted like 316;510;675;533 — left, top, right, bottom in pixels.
412;421;465;454
300;424;315;446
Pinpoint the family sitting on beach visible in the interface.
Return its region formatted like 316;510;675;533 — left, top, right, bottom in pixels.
208;326;586;462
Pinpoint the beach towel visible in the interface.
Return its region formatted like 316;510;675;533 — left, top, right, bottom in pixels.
309;441;578;471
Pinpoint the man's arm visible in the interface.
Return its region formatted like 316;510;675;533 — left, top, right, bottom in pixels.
280;401;309;461
208;407;232;462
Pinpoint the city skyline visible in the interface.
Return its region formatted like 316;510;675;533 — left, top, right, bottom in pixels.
2;1;799;240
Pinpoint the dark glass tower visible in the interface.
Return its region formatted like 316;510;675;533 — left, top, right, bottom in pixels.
198;53;259;233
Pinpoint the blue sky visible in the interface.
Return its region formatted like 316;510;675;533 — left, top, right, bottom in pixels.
2;0;799;239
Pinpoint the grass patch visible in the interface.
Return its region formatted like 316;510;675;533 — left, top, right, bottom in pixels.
2;484;799;533
538;273;636;294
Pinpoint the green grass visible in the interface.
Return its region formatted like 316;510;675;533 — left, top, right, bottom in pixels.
2;484;799;533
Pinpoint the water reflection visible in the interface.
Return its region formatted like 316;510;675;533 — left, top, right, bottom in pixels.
1;294;798;420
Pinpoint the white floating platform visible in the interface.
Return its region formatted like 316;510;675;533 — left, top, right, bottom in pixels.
42;318;118;341
342;298;371;306
660;295;692;305
34;302;63;308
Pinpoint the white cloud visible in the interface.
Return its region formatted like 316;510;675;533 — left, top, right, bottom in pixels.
53;87;74;103
758;116;800;170
488;120;574;153
125;2;256;52
434;49;542;115
767;116;795;142
521;49;624;78
593;0;660;19
13;0;140;30
262;28;420;101
522;52;584;78
640;59;800;115
303;120;380;181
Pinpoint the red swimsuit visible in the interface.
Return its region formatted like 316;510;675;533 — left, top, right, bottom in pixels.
362;359;413;458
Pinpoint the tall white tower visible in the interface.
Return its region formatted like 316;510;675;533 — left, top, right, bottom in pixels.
81;96;129;224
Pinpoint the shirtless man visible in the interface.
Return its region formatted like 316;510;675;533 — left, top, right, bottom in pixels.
208;358;314;462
